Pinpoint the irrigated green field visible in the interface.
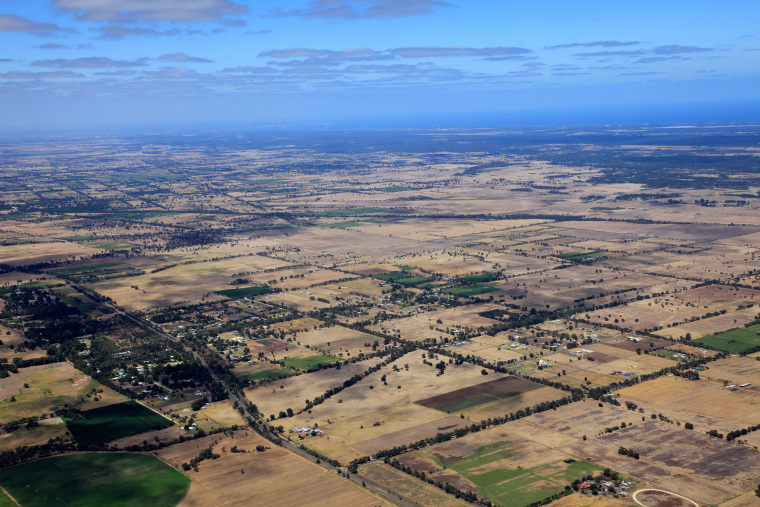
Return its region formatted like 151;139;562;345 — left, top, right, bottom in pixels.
67;400;172;446
0;453;189;507
694;324;760;353
444;283;499;297
281;354;338;370
239;367;295;381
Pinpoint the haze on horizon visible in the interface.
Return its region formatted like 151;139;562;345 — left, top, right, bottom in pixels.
0;0;758;130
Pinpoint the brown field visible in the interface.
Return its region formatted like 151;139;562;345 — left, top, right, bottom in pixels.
617;376;760;429
293;325;381;357
0;373;25;402
87;254;292;310
0;362;127;422
416;376;545;411
368;304;502;341
561;421;760;505
158;431;391;507
111;425;186;448
351;416;470;456
245;356;384;417
359;461;471;507
0;271;47;287
270;316;323;332
548;494;632;507
497;265;670;310
634;490;698;507
285;353;510;462
190;400;247;431
584;285;760;332
0;241;101;266
654;305;760;340
0;422;69;452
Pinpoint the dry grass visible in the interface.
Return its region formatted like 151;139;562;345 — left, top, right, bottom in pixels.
157;431;390;507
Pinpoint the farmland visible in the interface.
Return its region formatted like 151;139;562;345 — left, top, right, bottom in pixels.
67;400;173;446
1;126;760;506
0;453;189;507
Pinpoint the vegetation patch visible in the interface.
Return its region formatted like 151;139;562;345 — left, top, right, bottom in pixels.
239;367;295;381
694;324;760;353
556;250;607;263
67;400;172;446
443;283;499;297
0;453;189;507
281;354;338;371
376;272;432;286
215;285;272;298
459;272;498;283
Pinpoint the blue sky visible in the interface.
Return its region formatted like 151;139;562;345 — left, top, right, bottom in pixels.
1;0;758;129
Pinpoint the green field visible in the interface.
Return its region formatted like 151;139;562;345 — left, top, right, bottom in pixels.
48;261;125;275
281;354;338;370
239;367;295;381
444;282;499;296
215;285;272;298
67;400;172;446
376;272;431;286
556;250;607;263
0;453;189;507
418;440;603;507
459;272;499;283
694;324;760;353
0;490;14;507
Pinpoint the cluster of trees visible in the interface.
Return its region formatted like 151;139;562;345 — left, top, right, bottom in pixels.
726;425;760;442
181;443;220;472
617;446;640;459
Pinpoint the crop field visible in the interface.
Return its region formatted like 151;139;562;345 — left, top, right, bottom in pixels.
157;431;389;507
398;425;604;507
693;323;760;353
0;362;126;423
0;453;189;507
443;282;499;297
416;376;545;413
67;400;173;446
281;353;339;370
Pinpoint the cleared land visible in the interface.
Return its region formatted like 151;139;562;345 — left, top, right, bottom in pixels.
156;431;390;507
